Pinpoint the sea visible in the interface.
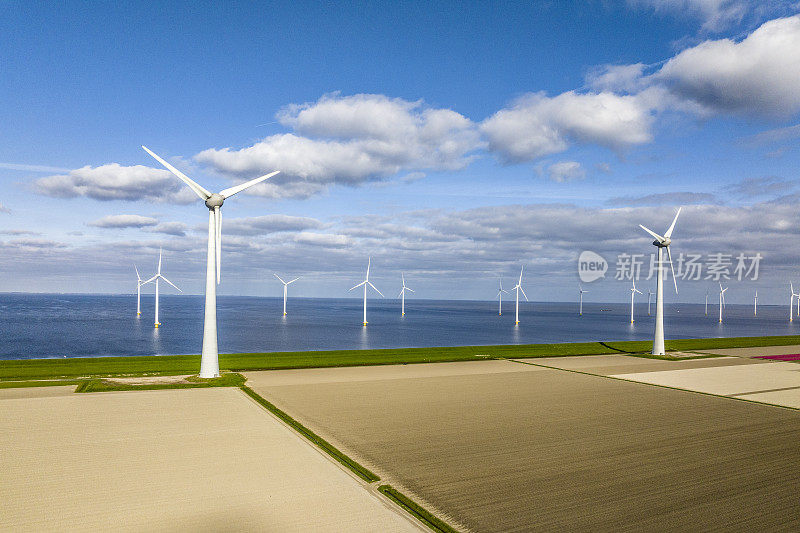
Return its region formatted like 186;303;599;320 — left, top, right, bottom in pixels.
0;293;797;360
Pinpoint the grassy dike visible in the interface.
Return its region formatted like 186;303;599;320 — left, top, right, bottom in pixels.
3;334;800;381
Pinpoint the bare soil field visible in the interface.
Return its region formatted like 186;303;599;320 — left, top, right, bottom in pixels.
0;387;422;532
698;344;800;358
246;359;800;532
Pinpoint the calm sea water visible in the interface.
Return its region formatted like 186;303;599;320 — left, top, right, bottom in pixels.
0;293;797;360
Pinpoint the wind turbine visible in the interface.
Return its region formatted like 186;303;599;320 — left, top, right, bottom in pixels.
718;281;728;323
398;273;414;316
512;266;527;326
647;289;654;316
497;279;509;316
791;283;798;322
134;264;153;317
143;145;279;377
754;290;758;316
349;257;383;326
143;249;181;328
639;207;681;354
579;284;587;316
274;274;300;316
705;289;709;316
629;279;643;324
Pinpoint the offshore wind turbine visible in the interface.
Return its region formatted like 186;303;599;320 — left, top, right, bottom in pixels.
629;279;643;324
639;207;681;355
143;145;279;377
349;258;383;326
134;264;152;317
718;281;728;323
144;249;181;328
274;274;300;316
791;283;798;322
398;273;414;316
647;289;654;316
497;279;509;316
754;290;758;316
512;266;528;326
705;289;709;316
578;284;587;316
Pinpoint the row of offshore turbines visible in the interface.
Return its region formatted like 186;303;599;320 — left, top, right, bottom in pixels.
136;144;683;377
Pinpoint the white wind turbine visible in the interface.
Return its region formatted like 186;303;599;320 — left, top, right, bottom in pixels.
143;249;181;328
143;146;279;377
398;273;414;316
718;281;728;323
578;284;587;316
350;257;383;326
512;266;528;325
629;279;643;324
754;290;758;317
791;283;798;322
639;207;681;355
497;279;509;316
647;289;654;316
705;289;709;316
134;264;153;317
274;274;300;316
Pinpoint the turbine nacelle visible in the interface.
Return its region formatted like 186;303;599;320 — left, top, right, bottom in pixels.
205;193;224;209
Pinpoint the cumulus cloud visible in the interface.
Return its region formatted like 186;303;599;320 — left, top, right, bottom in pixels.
223;215;323;236
293;232;351;247
195;93;481;199
150;222;188;237
481;91;654;163
654;15;800;116
547;161;586;182
607;191;718;206
88;214;158;229
34;164;198;204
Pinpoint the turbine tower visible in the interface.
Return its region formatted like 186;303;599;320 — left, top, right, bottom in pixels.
647;289;654;316
349;257;383;326
512;266;528;326
639;207;681;354
134;264;153;317
398;273;414;316
143;249;181;328
274;274;300;316
705;289;709;316
791;283;798;322
143;146;279;377
718;281;728;323
629;279;643;324
497;279;509;316
579;284;587;316
754;290;758;316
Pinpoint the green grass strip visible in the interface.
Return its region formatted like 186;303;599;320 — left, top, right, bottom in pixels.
75;373;245;393
378;484;459;533
239;385;380;483
4;334;800;380
0;379;82;389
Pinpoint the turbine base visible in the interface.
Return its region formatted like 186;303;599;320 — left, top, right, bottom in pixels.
154;322;160;328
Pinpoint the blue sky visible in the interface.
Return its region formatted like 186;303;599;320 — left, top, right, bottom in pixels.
2;0;800;303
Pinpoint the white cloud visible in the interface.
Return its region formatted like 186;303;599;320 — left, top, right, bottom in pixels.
223;215;323;236
34;164;198;204
293;232;351;247
88;214;158;228
0;162;72;173
195;94;481;199
547;161;586;182
481;91;654;163
653;15;800;117
150;222;188;237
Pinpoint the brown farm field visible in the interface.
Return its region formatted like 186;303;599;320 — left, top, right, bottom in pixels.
245;357;800;532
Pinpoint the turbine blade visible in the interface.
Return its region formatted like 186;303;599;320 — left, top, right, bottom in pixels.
366;257;371;280
519;287;528;301
398;289;404;299
519;265;524;284
134;264;141;281
349;281;366;291
214;206;221;284
368;281;384;297
287;277;300;284
160;275;182;293
158;248;162;275
143;275;157;284
406;287;414;293
664;207;682;239
142;146;211;200
635;289;643;294
274;273;286;284
639;225;665;242
219;170;280;199
667;246;678;294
